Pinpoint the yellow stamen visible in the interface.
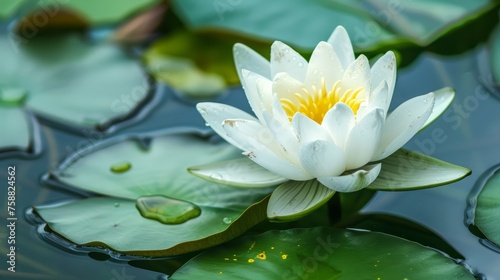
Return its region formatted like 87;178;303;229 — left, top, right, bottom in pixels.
280;79;365;124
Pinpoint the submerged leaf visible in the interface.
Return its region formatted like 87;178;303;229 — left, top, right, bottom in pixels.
171;227;475;279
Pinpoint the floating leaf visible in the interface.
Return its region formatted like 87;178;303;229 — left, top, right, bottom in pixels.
0;33;152;131
36;130;275;256
6;0;160;25
143;30;270;96
467;164;500;247
171;0;495;51
368;149;471;191
171;227;475;279
0;0;24;20
0;107;33;154
490;20;500;85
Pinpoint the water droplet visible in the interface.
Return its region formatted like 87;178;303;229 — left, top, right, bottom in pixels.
223;217;232;224
114;203;120;207
0;87;27;107
292;56;297;61
408;111;412;116
136;195;201;224
110;161;131;173
199;109;207;116
284;48;289;53
205;122;210;127
298;62;304;67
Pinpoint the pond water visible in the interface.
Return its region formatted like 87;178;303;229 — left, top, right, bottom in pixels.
2;23;500;280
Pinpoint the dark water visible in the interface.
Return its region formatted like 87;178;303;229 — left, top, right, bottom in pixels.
2;29;500;280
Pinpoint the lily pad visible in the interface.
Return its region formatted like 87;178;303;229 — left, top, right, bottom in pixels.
171;227;475;279
0;107;40;155
489;20;500;85
4;0;160;25
143;30;270;96
368;149;471;191
0;33;152;132
0;0;24;20
35;130;275;256
171;0;495;51
467;164;500;247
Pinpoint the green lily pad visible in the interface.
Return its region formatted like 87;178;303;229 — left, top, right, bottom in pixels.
35;130;275;256
171;0;495;51
0;33;151;131
3;0;160;25
0;107;39;155
467;164;500;247
143;30;270;96
489;20;500;84
171;227;475;279
368;149;471;191
0;0;24;20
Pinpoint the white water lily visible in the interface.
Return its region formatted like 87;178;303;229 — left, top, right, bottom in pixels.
190;26;465;220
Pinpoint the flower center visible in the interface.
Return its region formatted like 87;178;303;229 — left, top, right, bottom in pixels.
280;79;365;124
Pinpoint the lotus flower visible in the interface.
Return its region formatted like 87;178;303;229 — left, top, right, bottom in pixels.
190;26;465;220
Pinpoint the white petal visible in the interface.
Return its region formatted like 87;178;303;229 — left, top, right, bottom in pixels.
270;93;292;126
420;87;454;131
358;81;389;120
321;103;355;149
233;43;271;80
270;41;308;82
327;26;355;70
240;70;269;122
273;72;305;103
222;119;312;180
263;112;301;165
256;75;273;113
197;102;257;150
341;55;371;96
305;41;344;90
371;51;396;105
373;92;435;161
292;113;331;144
345;108;384;169
188;157;287;188
299;140;346;178
318;163;381;192
368;81;389;112
222;118;281;154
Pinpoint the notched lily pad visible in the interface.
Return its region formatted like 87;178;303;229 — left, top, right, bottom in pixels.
35;129;275;256
0;33;155;133
171;227;476;279
466;163;500;250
